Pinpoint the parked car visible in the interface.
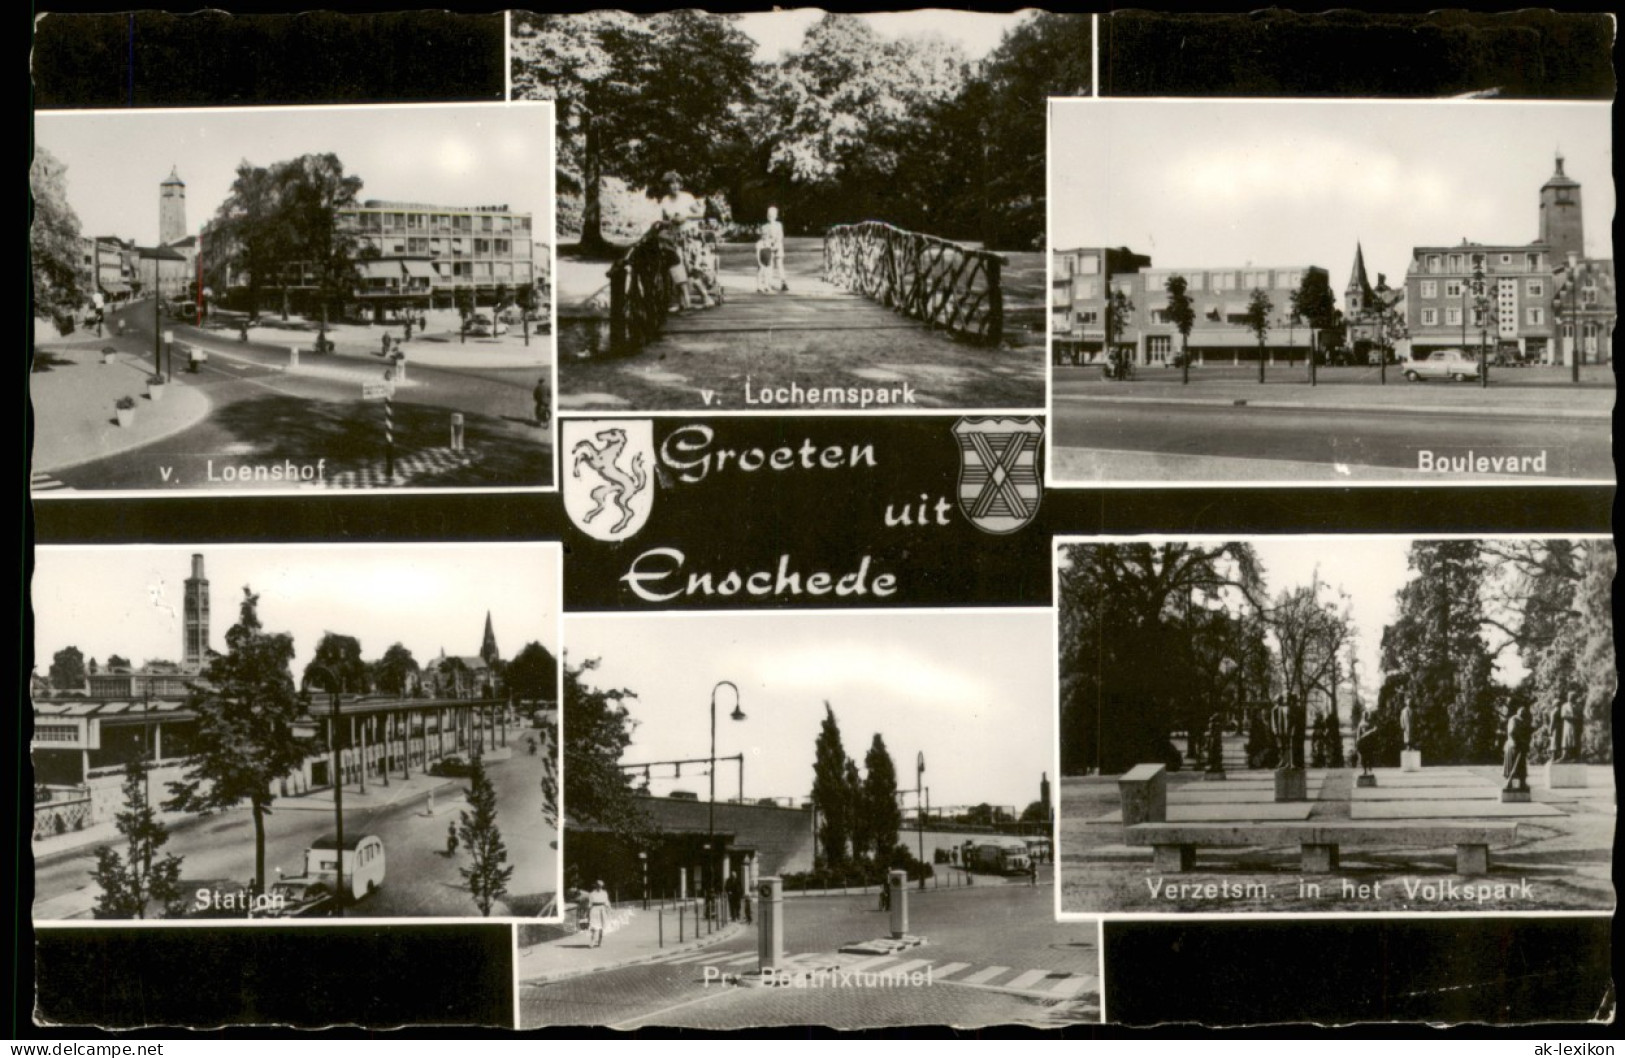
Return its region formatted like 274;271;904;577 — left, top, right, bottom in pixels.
1403;348;1482;382
428;755;473;778
465;313;508;338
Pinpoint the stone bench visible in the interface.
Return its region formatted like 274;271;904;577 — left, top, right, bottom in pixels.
1116;763;1517;876
1123;821;1519;876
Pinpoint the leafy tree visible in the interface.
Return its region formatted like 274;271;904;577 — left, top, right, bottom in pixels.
202;154;361;333
1519;540;1614;763
107;654;132;672
1165;274;1196;383
49;646;86;692
538;713;560;830
857;734;903;863
515;282;537;347
90;759;187;919
503;642;559;704
810;702;854;867
511;12;757;253
1289;268;1339;366
1020;800;1049;824
457;753;515;917
30;146;87;333
1266;573;1353;724
1379;541;1499;764
305;632;368;694
166;587;308;895
1105;287;1135;370
1242;288;1273;383
561;659;646;839
1058;543;1266;774
371;642;419;697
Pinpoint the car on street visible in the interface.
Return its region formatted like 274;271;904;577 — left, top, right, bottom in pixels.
465;313;508;338
1403;348;1482;382
429;754;474;778
256;877;337;918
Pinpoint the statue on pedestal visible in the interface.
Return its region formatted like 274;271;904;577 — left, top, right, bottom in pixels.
1547;700;1566;763
1354;714;1379;776
1561;694;1583;762
1269;695;1305;770
1502;702;1533;793
1204;713;1226;774
1399;702;1414;751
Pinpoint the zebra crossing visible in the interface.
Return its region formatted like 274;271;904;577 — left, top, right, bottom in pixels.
31;471;69;493
656;945;1096;1000
322;446;477;489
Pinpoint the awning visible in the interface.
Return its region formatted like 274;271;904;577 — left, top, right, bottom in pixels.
99;282;130;295
356;260;403;280
402;260;437;279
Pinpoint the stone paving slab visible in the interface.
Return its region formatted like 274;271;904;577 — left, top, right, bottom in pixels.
1350;800;1563;819
1350;786;1501;800
1169;784;1325;804
1095;802;1316;824
1369;771;1496;786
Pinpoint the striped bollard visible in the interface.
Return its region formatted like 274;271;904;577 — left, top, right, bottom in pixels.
383;368;395;480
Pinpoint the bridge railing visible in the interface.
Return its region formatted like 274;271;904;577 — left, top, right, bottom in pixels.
823;221;1006;346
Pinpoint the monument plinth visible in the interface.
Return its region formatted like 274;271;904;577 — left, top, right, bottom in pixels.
1546;762;1588;788
1501;789;1532;803
1355;774;1378;788
1274;767;1308;802
1400;750;1422;772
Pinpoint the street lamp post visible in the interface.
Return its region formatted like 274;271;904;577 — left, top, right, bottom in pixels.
708;680;745;907
916;752;926;889
302;664;345;917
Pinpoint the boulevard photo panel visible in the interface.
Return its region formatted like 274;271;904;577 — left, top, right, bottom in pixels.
30;101;558;497
1047;98;1615;487
522;608;1099;1030
1054;535;1615;916
31;543;562;923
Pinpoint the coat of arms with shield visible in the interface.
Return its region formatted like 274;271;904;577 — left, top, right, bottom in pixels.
952;417;1044;535
563;419;655;541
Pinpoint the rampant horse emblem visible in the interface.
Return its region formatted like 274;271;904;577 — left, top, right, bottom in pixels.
953;417;1044;535
563;420;654;540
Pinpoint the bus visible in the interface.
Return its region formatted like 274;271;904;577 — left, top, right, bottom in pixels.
962;837;1032;875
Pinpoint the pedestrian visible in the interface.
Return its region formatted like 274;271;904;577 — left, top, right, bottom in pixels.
533;377;550;427
587;880;612;948
445;820;459;857
726;872;743;921
404;316;414;342
1028;858;1038;887
756;206;787;294
879;874;891;912
382;333;392;357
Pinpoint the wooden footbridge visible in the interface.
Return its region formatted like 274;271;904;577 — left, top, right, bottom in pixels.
599;219;1006;356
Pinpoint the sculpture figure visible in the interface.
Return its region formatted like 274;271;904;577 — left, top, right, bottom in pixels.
1502;702;1533;792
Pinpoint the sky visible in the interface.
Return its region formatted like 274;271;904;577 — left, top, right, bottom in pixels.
564;610;1053;813
32;544;560;682
736;9;1034;63
1050;100;1614;293
34;102;554;249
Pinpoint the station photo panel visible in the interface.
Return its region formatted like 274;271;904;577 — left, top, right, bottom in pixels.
1054;536;1615;916
1047;98;1614;487
30;101;556;497
31;543;562;923
523;608;1098;1030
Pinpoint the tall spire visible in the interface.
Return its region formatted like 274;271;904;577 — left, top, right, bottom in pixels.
480;611;500;665
1345;242;1374;312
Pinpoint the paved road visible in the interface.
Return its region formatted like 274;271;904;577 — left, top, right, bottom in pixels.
1052;394;1612;480
49;302;550;491
520;869;1098;1029
34;747;556;921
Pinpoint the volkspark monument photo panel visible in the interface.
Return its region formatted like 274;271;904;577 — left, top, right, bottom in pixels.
1047;98;1615;486
30;101;557;496
1054;535;1616;917
30;543;562;923
521;608;1099;1030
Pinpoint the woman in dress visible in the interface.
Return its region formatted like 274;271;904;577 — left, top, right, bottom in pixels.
587;880;612;948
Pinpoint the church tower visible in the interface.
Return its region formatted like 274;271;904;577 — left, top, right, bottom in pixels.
1344;242;1374;318
159;166;187;246
479;611;500;666
1539;154;1583;263
183;553;210;672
